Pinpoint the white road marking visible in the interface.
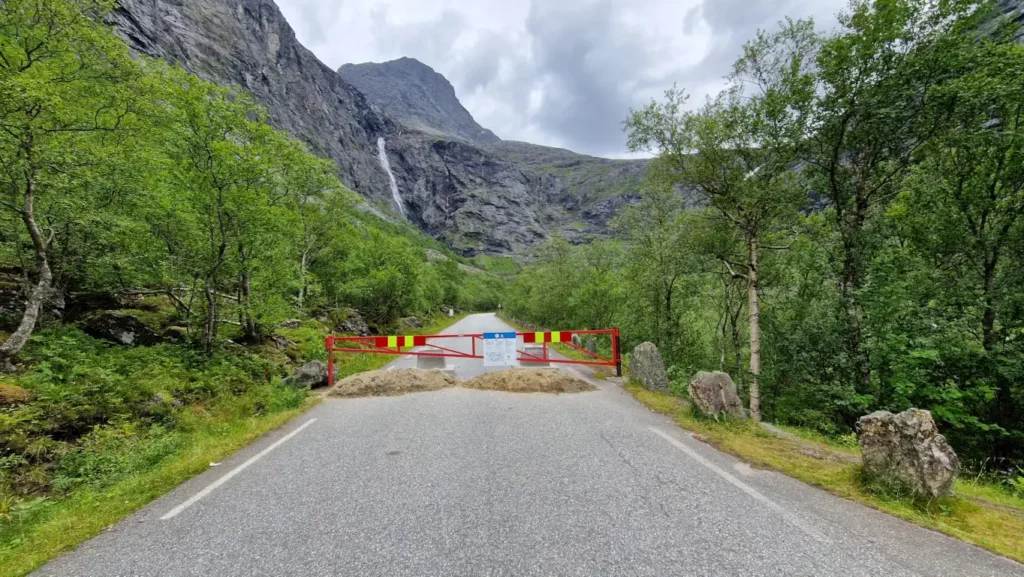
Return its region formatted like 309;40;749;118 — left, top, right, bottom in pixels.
161;418;318;520
649;426;829;543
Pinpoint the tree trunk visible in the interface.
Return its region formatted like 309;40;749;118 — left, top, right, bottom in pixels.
203;280;217;349
298;248;309;312
838;194;873;398
0;176;52;373
747;235;762;422
981;251;998;352
239;265;258;343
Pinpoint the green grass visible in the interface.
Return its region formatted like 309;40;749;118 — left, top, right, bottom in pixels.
0;400;316;577
623;382;1024;563
0;313;469;577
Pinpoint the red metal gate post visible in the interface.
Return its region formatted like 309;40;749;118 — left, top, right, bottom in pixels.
613;328;622;378
326;335;335;387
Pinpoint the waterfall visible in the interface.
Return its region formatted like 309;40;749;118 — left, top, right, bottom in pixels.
377;137;405;218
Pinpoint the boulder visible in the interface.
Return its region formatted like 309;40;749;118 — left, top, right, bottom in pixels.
281;319;302;329
630;342;668;391
571;334;583;347
265;334;295;350
162;326;189;343
1;281;64;330
399;316;423;329
0;384;32;406
333;309;370;336
282;361;330;389
586;339;598;354
83;311;160;346
688;371;745;419
857;408;960;498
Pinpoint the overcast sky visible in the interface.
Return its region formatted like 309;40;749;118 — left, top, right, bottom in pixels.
275;0;845;158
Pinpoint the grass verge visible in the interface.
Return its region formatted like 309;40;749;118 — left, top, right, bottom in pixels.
0;313;469;577
0;399;316;577
623;382;1024;563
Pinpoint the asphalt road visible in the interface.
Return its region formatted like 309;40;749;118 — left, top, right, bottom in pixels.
37;314;1024;576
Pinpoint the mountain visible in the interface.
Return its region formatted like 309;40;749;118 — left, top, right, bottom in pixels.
110;0;648;256
339;58;500;145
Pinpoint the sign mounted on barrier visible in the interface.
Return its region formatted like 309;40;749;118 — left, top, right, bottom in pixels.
483;332;518;366
325;327;621;386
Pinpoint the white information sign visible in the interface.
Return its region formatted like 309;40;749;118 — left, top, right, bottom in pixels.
483;332;518;367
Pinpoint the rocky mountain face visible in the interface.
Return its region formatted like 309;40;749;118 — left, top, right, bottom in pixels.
111;0;400;208
340;58;499;145
110;0;648;255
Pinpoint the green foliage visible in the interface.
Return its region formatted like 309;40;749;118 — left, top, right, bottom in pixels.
0;328;305;495
509;0;1024;465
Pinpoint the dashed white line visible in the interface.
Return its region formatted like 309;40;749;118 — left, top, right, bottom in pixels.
649;426;829;543
161;418;318;520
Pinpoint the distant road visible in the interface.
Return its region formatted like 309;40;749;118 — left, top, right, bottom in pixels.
37;314;1023;576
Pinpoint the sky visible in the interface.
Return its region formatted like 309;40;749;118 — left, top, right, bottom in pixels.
275;0;846;158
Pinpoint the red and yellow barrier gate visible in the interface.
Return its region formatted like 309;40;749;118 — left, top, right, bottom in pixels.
325;328;621;386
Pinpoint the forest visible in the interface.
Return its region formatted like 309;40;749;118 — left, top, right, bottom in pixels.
507;0;1024;468
0;0;501;527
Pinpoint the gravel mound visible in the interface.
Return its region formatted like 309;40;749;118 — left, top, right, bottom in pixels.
463;368;597;394
329;369;459;398
328;368;597;398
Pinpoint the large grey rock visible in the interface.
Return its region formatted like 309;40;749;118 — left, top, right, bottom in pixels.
83;311;160;346
630;342;668;391
0;280;64;330
399;316;423;329
857;409;960;498
162;326;189;343
571;334;583;347
333;309;370;336
688;371;745;419
282;361;329;389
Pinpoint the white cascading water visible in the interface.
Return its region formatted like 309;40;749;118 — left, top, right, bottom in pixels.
377;137;405;218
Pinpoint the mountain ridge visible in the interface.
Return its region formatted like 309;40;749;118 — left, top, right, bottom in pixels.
339;57;500;146
109;0;648;256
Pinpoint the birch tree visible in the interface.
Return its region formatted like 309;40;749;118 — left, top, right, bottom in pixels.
0;0;140;371
625;21;816;420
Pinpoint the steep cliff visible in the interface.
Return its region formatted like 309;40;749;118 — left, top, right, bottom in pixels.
110;0;647;255
111;0;400;208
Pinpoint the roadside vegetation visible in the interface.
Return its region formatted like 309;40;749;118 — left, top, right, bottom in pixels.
624;383;1024;562
507;0;1024;488
0;2;493;574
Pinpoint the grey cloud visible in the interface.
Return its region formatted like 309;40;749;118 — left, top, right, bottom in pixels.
523;0;665;154
283;0;342;46
369;8;467;66
282;0;847;156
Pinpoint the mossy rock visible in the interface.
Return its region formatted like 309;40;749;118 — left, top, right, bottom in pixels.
249;344;292;368
0;383;32;406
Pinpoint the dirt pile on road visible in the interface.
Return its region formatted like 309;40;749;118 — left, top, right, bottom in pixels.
327;368;597;398
464;368;597;394
329;369;459;398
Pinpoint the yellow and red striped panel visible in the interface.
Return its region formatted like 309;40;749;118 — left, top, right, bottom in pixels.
374;335;428;348
522;331;572;344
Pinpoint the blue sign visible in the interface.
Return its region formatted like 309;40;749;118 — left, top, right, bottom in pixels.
483;332;517;340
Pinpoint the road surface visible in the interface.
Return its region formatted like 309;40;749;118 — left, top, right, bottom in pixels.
37;314;1024;576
